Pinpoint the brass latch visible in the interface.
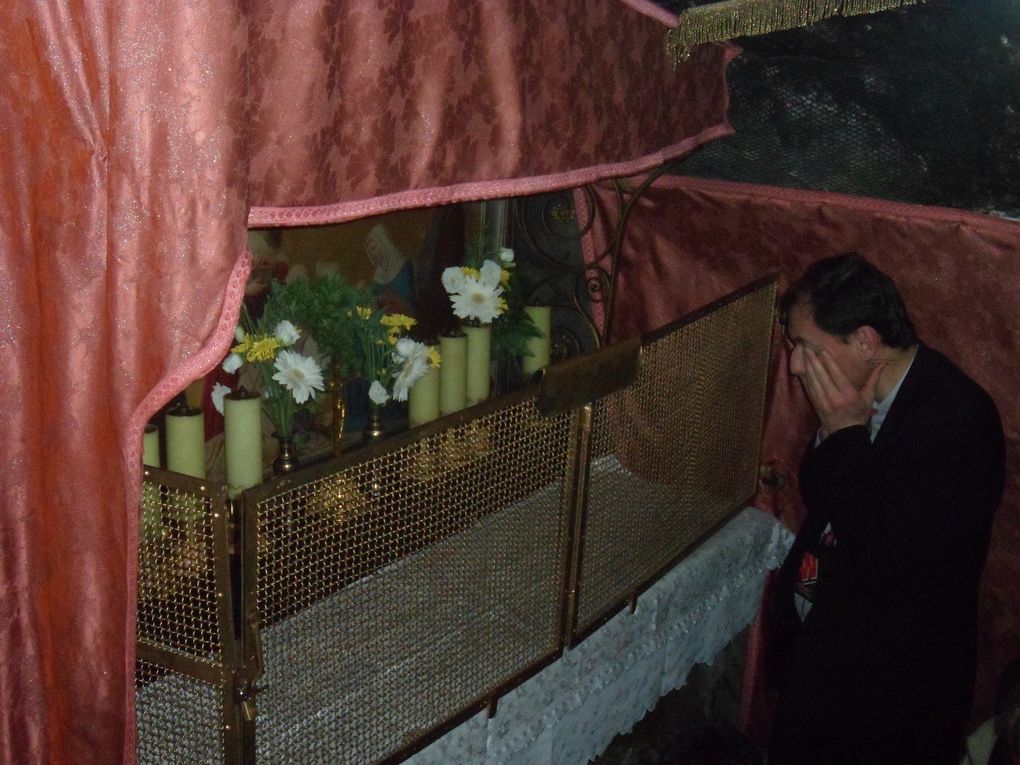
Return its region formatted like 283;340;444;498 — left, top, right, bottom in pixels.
234;675;261;723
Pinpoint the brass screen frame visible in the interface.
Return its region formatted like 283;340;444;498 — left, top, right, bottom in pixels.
135;466;243;764
135;277;779;765
568;276;778;644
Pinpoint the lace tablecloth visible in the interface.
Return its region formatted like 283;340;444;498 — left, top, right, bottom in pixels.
406;506;793;765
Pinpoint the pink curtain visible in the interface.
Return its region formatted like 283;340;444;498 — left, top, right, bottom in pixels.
582;173;1020;727
1;2;731;762
1;3;250;764
245;0;735;223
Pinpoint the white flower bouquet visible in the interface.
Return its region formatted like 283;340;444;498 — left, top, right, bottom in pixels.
214;310;325;439
348;307;439;406
441;258;509;325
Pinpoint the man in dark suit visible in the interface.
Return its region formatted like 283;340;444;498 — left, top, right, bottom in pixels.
767;254;1006;765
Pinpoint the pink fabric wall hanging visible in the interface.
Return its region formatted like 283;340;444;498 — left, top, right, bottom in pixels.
0;2;732;762
580;172;1020;728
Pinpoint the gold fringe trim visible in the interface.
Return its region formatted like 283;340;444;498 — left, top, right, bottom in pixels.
667;0;928;63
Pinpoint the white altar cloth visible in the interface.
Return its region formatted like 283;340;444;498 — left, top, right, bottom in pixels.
405;506;793;765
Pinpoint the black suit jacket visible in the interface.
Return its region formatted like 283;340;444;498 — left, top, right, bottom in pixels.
768;344;1005;765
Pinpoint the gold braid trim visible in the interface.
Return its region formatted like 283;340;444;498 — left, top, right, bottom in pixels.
667;0;928;63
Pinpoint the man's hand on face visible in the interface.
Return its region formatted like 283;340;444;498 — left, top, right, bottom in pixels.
801;347;885;438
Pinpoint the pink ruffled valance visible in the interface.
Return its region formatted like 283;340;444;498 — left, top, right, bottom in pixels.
246;0;734;225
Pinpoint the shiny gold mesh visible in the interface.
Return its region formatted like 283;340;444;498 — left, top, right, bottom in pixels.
137;480;225;659
251;400;575;764
575;282;776;635
135;475;233;763
136;658;224;764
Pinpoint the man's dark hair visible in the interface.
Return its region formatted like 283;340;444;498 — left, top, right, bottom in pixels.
779;253;918;349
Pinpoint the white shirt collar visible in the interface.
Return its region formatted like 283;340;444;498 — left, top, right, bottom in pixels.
870;349;917;440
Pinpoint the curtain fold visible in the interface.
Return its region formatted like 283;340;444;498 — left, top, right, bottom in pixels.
581;172;1020;725
2;2;734;762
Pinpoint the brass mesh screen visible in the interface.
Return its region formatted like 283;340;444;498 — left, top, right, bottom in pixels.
135;476;232;763
136;658;224;764
137;481;223;659
252;399;574;764
575;282;776;635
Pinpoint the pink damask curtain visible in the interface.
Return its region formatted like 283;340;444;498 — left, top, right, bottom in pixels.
581;173;1020;726
1;4;250;764
245;0;733;224
1;2;731;762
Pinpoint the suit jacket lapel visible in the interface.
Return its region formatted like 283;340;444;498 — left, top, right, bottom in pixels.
870;344;930;455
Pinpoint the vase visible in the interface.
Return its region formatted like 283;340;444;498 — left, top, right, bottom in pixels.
464;323;491;406
363;403;386;444
272;432;298;474
330;371;348;456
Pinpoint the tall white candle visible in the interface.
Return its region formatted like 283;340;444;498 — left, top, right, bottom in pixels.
408;352;440;427
522;305;552;376
142;424;161;468
464;323;491;406
224;391;262;497
165;405;205;479
439;332;467;415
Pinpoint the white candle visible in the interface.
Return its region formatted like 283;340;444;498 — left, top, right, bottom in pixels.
439;332;467;415
408;353;440;427
522;305;552;376
165;405;205;479
224;391;262;497
142;424;161;468
464;323;491;406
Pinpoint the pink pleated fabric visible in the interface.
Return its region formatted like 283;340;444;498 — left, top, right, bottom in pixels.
0;2;732;762
581;173;1020;729
245;0;735;224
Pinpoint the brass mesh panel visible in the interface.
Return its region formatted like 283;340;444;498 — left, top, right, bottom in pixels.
575;282;776;635
252;399;574;764
137;481;223;659
136;658;223;764
135;475;232;763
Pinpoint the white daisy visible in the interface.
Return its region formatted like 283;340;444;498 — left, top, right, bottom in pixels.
222;353;244;374
499;247;515;264
368;379;390;406
234;326;247;342
211;383;231;415
479;260;502;289
441;266;467;294
391;339;430;402
451;277;503;324
274;320;301;346
272;349;325;404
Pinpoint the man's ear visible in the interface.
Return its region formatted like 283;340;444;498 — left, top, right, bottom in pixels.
851;325;881;357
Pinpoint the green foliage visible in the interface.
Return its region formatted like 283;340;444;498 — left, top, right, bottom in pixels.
492;303;541;360
263;276;374;378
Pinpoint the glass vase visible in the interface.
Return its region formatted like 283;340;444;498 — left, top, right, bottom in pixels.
330;371;348;456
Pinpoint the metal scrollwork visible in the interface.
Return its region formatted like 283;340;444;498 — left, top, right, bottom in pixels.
509;163;670;357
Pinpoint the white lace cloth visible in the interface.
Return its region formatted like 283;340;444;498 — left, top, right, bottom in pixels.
406;506;793;765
